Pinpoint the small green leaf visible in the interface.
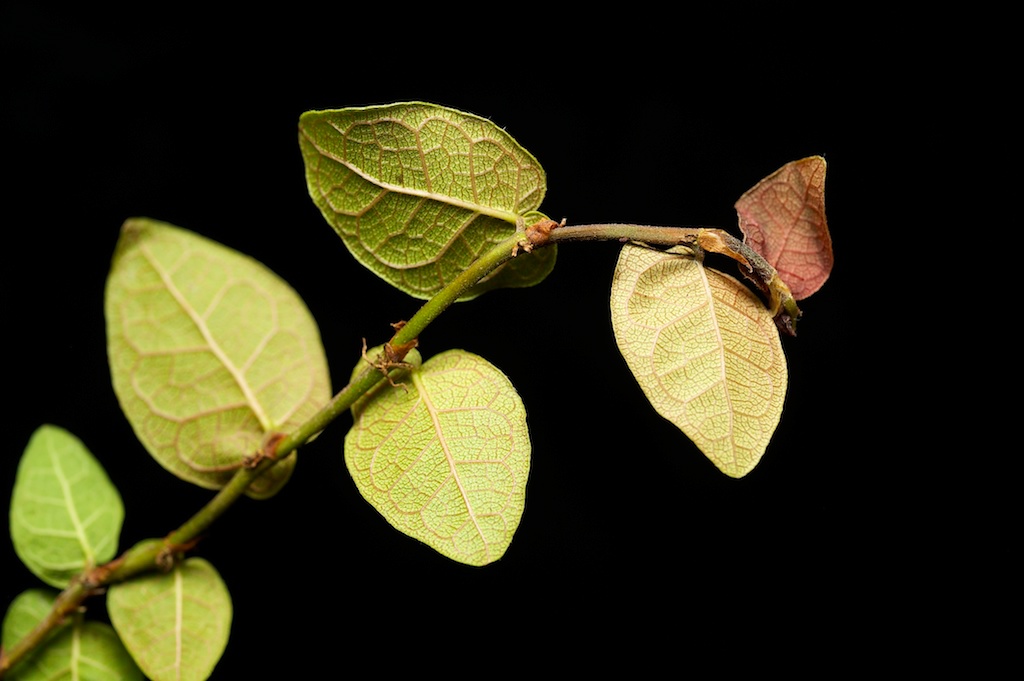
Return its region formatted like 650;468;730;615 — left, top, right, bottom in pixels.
346;348;530;565
299;102;554;299
9;426;124;588
105;218;332;499
610;244;787;477
107;558;231;681
2;589;143;681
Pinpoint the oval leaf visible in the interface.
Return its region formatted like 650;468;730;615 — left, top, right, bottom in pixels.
105;218;332;499
107;558;231;681
9;426;124;588
2;589;143;681
345;348;530;565
610;244;787;477
299;102;553;299
735;155;833;300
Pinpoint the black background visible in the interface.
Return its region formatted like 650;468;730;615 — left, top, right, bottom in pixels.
3;5;1007;677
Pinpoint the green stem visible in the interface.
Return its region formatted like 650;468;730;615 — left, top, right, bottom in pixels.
274;230;522;458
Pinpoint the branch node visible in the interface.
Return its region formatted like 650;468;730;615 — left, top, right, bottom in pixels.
82;554;126;589
514;217;564;256
362;336;418;391
156;536;200;572
243;432;286;468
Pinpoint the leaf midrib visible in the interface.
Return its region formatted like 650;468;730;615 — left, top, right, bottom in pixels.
48;438;94;567
412;371;490;562
316;122;522;225
697;262;736;466
139;244;273;432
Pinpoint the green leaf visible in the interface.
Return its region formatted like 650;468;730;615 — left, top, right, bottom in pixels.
2;589;143;681
9;426;124;588
105;218;332;499
610;244;787;477
107;558;231;681
299;102;555;299
346;347;530;565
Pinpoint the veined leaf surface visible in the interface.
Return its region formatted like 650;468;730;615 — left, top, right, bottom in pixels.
10;426;124;588
345;348;530;565
107;558;231;681
611;245;787;477
105;219;331;499
299;102;554;299
2;589;142;680
735;155;832;300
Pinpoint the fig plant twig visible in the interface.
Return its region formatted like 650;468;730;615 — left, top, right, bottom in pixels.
4;102;832;679
0;215;812;674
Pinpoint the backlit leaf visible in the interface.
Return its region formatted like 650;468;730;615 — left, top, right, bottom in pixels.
2;589;142;681
735;155;832;300
611;244;787;477
10;426;124;588
107;558;231;681
345;347;530;565
105;218;331;499
299;102;555;299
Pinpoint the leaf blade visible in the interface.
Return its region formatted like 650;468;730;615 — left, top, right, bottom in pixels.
610;245;787;477
345;349;530;565
105;218;332;498
9;426;124;588
107;558;231;681
299;102;551;299
735;155;832;300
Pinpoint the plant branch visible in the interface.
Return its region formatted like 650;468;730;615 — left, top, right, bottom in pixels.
2;221;794;673
0;232;525;675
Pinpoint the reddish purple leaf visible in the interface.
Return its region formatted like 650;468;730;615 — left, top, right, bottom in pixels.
735;156;832;300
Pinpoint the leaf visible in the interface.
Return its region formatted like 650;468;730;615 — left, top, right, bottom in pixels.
735;155;832;300
105;218;332;499
2;589;143;681
299;102;555;299
610;244;787;477
107;558;231;681
345;347;530;565
9;426;124;588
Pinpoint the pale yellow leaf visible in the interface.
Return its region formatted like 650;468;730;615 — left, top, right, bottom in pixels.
610;244;787;477
345;348;530;565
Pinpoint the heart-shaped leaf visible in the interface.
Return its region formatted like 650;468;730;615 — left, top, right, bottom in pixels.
735;155;832;300
9;426;124;588
345;347;530;565
2;589;143;680
105;218;332;499
107;558;231;681
299;102;555;299
611;244;787;477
